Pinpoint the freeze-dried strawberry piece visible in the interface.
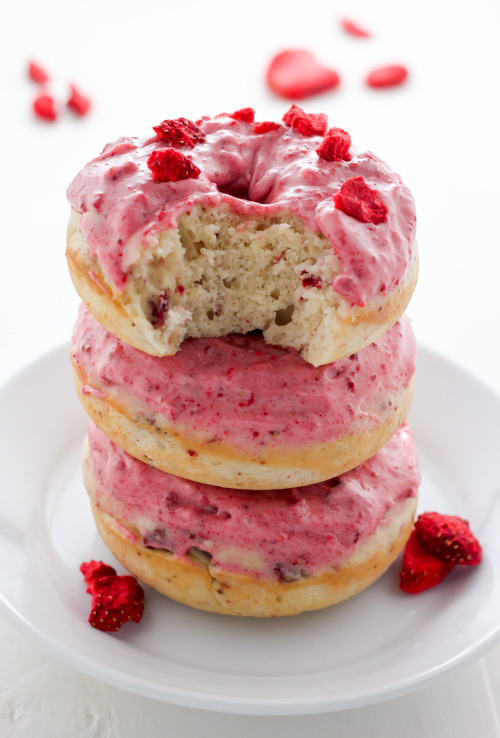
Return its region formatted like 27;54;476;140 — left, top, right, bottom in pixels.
333;176;388;224
229;107;255;122
282;105;328;137
67;84;91;116
153;118;206;148
301;272;323;288
254;121;280;134
33;93;57;121
317;127;351;162
89;575;145;632
400;530;453;594
80;560;117;593
28;60;50;83
149;289;169;328
415;513;482;565
267;49;340;100
341;18;372;38
366;65;408;88
147;148;201;183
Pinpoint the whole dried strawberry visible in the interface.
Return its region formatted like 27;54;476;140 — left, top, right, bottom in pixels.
89;575;145;632
317;127;351;162
282;105;328;137
147;148;201;183
400;530;453;594
153;118;206;148
333;176;388;224
80;560;117;593
415;512;482;565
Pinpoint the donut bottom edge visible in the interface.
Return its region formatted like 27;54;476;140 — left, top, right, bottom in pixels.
89;499;417;618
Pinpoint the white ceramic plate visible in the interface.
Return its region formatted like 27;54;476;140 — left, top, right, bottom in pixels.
0;344;499;715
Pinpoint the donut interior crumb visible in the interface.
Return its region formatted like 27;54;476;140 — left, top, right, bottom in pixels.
123;204;343;364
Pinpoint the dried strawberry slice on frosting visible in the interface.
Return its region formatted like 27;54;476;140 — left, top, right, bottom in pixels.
147;148;201;183
282;105;328;137
333;176;388;224
317;127;351;162
153;117;206;148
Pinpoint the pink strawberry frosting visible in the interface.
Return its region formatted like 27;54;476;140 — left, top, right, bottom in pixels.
72;306;416;452
88;421;419;579
67;113;416;306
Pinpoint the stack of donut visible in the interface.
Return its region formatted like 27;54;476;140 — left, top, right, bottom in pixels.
67;106;420;617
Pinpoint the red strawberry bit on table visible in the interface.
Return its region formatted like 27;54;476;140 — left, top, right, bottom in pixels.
81;561;145;632
254;120;280;134
67;84;91;116
333;176;388;224
282;105;328;137
229;107;255;122
400;530;453;594
28;60;50;84
33;93;57;121
366;64;408;89
340;18;372;38
267;49;340;100
317;127;351;162
147;148;201;183
153;117;206;148
415;513;482;565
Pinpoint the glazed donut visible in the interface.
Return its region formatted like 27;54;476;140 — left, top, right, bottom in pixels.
72;305;416;490
66;107;418;366
84;421;420;617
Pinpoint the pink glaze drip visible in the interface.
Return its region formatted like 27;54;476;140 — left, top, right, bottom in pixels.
88;422;419;579
72;306;416;452
67;115;416;305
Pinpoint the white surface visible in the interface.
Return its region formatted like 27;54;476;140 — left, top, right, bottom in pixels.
1;345;499;716
1;0;500;735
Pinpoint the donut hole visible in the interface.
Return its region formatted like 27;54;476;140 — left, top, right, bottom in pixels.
218;181;251;201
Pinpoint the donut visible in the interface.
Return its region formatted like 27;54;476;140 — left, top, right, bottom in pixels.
72;305;416;490
84;421;420;617
66;107;418;366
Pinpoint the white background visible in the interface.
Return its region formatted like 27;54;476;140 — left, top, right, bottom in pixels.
1;0;500;735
